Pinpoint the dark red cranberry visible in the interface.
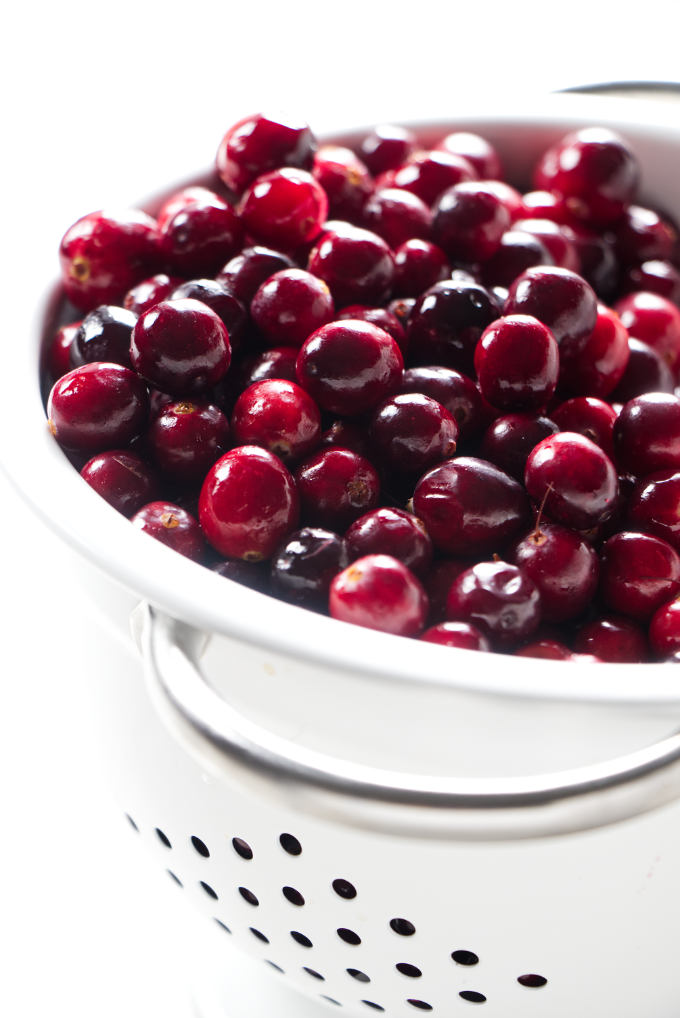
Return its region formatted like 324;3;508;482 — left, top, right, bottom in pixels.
295;448;380;531
510;521;598;622
614;392;680;476
70;304;137;369
319;420;369;458
504;266;597;347
337;305;407;356
479;180;525;222
130;298;231;395
307;222;395;307
474;314;559;411
481;230;554;288
368;393;458;478
216;113;317;193
406;279;500;372
124;274;183;315
614;291;680;374
412;456;530;556
568;225;620;299
558;303;630;398
80;449;158;517
216;246;296;303
524;432;619;531
231;379;321;462
270;526;350;608
420;621;490;652
241;346;299;387
445;560;541;648
170;279;247;353
199;446;299;560
649;598;680;658
512;218;580;271
47;362;149;453
345;507;432;576
551;397;618;459
387;150;477;206
131;501;205;562
480;413;559;481
628;470;680;551
48;321;80;380
400;366;486;440
312;145;373;221
573;615;648;663
212;557;271;594
533;127;640;226
158;188;243;276
250;269;334;347
615;205;678;265
147;400;230;482
515;639;573;660
422;558;470;622
600;531;680;622
431;182;511;263
359;124;417;176
59;209;161;312
435;131;502;179
238;168;327;251
329;554;428;637
296;320;403;416
361;188;431;248
393;239;450;297
620;260;680;306
610;337;675;402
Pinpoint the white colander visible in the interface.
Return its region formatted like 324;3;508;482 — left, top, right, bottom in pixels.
6;93;680;1018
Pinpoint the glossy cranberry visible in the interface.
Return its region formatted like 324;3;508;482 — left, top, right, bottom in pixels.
295;448;380;530
393;239;450;297
158;189;242;276
431;182;511;263
270;526;350;608
48;321;80;380
368;393;458;479
435;131;502;179
610;337;675;402
59;209;162;312
212;557;271;594
199;446;299;560
445;560;541;648
573;615;648;663
387;150;477;206
515;639;573;660
480;413;559;481
312;145;373;220
238;168;327;250
568;225;620;299
359;124;417;176
216;246;296;303
319;419;369;457
613;393;680;476
510;521;598;622
399;366;486;440
231;379;321;462
479;180;525;222
329;554;428;637
422;619;491;652
558;303;630;398
130;298;231;395
614;291;680;374
552;397;618;459
533;127;640;226
337;305;407;356
216;113;317;193
620;259;680;306
345;507;432;576
480;230;554;287
615;205;678;265
124;273;183;315
600;531;680;622
80;449;158;517
69;304;137;369
512;218;580;272
296;320;403;416
241;346;299;387
131;501;205;562
525;432;619;531
47;362;149;453
520;190;571;224
504;266;597;347
307;222;395;307
147;400;230;482
628;470;680;551
406;279;500;372
413;456;530;555
169;279;247;352
250;269;334;347
474;314;559;411
361;188;431;248
649;598;680;658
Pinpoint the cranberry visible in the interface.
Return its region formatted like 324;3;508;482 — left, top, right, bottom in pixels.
387;150;477;206
59;209;161;312
510;521;598;622
558;303;630;398
216;246;296;303
345;507;432;576
130;298;231;395
199;446;299;560
524;432;619;531
512;218;580;272
420;621;490;652
319;419;369;458
445;560;541;648
369;393;458;479
295;448;380;530
504;266;597;347
480;230;554;287
241;346;299;387
48;321;80;380
231;379;321;462
551;397;618;459
628;470;680;551
251;269;334;347
131;501;205;562
600;531;680;621
480;180;526;222
388;297;417;329
573;615;648;663
359;124;417;176
649;598;680;658
615;204;678;265
435;131;502;179
515;639;574;660
412;456;530;555
80;449;158;517
393;239;450;297
147;400;230;482
69;304;137;369
614;291;680;374
613;392;680;477
480;413;559;481
337;306;407;356
313;145;373;220
307;222;395;307
216;113;317;193
329;555;428;637
296;320;403;416
238;168;327;251
47;362;149;453
361;188;431;248
474;314;559;412
610;337;675;402
169;279;247;352
406;279;500;372
568;225;620;299
423;558;471;622
400;365;486;440
521;190;571;223
620;259;680;306
271;526;350;608
431;182;511;263
158;188;242;276
124;273;183;315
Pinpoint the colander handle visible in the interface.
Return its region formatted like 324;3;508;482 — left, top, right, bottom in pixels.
138;603;680;841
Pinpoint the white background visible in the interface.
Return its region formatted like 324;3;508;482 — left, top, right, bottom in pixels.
2;3;680;1015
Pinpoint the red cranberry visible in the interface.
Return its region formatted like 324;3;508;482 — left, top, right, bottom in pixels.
393;239;450;297
216;246;296;303
170;279;247;352
406;279;500;372
158;188;242;276
432;182;511;263
524;432;619;531
319;419;369;457
435;131;502;179
480;180;526;222
480;230;554;288
614;291;680;374
241;346;299;387
387;150;477;206
359;124;417;176
521;190;571;223
413;456;530;556
70;304;137;369
251;269;334;347
400;366;486;440
80;449;158;517
504;266;597;347
512;218;580;272
47;362;149;453
474;314;559;412
420;621;490;652
551;397;618;459
238;168;328;250
445;560;541;648
124;274;183;315
649;598;680;658
312;145;373;221
510;521;598;622
388;297;417;329
368;393;458;479
329;555;428;637
295;448;380;531
296;320;403;416
361;188;431;248
345;507;432;576
199;446;299;560
337;305;407;356
558;303;630;398
59;209;161;312
48;322;80;380
270;526;350;608
130;298;231;395
231;379;321;462
131;501;205;562
480;413;559;481
620;260;680;306
600;531;680;621
613;393;680;476
628;470;680;551
147;400;230;483
515;639;573;660
615;204;678;265
307;222;395;307
216;113;317;193
610;337;675;402
573;615;648;663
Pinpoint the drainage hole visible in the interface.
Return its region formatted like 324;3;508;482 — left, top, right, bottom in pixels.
250;927;269;943
266;961;285;973
337;928;361;945
214;919;231;934
347;968;370;983
361;1001;384;1011
396;963;422;978
200;881;218;900
390;918;416;936
517;974;547;988
303;967;325;981
283;886;305;906
459;990;486;1003
291;931;313;948
155;828;172;848
125;814;139;832
321;996;342;1006
280;832;302;855
406;1000;432;1010
191;835;210;857
452;950;479;966
239;886;259;906
232;837;253;860
167;870;183;887
332;878;357;899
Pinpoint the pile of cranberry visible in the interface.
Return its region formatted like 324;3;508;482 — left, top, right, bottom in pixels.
45;113;680;664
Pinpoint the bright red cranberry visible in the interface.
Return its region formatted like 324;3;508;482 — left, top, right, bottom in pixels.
238;168;328;250
431;182;511;263
158;188;242;276
474;314;559;411
435;131;502;179
504;266;597;347
270;526;350;608
131;501;205;561
480;413;559;481
319;419;370;457
400;366;486;440
393;239;450;297
533;127;640;226
649;598;680;658
359;124;417;176
510;521;598;622
70;304;137;369
313;145;374;220
47;362;149;453
515;639;573;660
628;470;680;551
199;446;299;560
216;113;317;193
568;225;620;299
551;397;618;459
512;218;580;272
80;449;158;517
250;269;334;347
413;456;530;555
170;278;247;352
48;321;81;380
368;393;458;479
387;150;477;206
130;298;231;395
124;273;183;315
614;393;680;476
421;621;490;652
231;379;321;462
147;400;230;482
610;337;675;402
620;259;680;306
337;305;407;356
216;245;296;302
446;560;541;648
558;303;630;398
525;432;619;531
361;188;431;248
345;507;432;576
521;189;571;223
614;291;680;374
295;448;380;531
480;230;554;288
600;531;680;622
329;554;428;637
406;279;500;372
615;205;678;265
573;615;648;663
307;222;395;307
296;320;403;416
241;346;299;387
59;209;162;312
